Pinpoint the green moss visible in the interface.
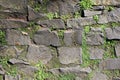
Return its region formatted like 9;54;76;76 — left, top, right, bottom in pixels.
58;74;76;80
0;56;18;76
93;15;99;23
0;75;3;80
0;30;7;46
79;0;93;9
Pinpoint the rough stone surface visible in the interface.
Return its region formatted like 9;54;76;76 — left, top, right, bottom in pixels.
58;47;82;64
0;19;28;29
67;17;96;28
89;47;104;59
92;72;108;80
98;14;109;24
37;19;65;29
0;65;5;75
99;58;120;70
84;10;102;17
86;32;104;45
18;65;38;77
47;0;80;15
6;29;31;45
115;43;120;57
28;6;47;21
64;30;75;46
4;75;21;80
105;27;120;40
113;78;120;80
33;28;61;46
93;0;120;5
27;44;52;64
9;58;29;65
108;8;120;22
74;29;83;45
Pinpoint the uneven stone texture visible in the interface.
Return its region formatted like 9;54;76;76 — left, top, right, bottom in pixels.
28;6;47;21
37;19;65;29
33;28;61;46
89;47;104;59
47;0;80;15
0;19;28;29
84;10;102;17
113;78;120;80
9;58;29;65
27;44;52;64
0;65;5;75
67;17;96;28
98;14;109;24
115;43;120;57
93;0;120;5
74;29;83;45
99;58;120;70
0;0;27;20
49;66;91;78
4;75;21;80
86;32;104;46
108;8;120;22
105;27;120;40
92;72;108;80
6;29;31;45
64;30;75;46
18;65;38;77
58;47;82;64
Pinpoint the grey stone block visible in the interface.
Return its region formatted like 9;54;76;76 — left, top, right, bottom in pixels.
58;47;82;64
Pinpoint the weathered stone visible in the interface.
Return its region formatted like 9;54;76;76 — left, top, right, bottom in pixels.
93;0;120;5
0;0;27;13
37;19;65;29
9;58;29;65
105;27;120;40
33;28;61;46
6;29;31;45
84;10;102;17
108;8;120;22
92;72;108;80
4;75;21;80
18;65;38;77
74;29;83;45
67;17;96;28
27;44;52;64
91;27;103;33
58;47;82;64
28;6;47;21
92;6;104;10
86;32;104;45
0;19;28;29
115;43;120;57
75;77;82;80
0;65;5;75
99;58;120;70
89;47;104;59
98;14;109;24
64;30;75;46
49;66;91;78
47;0;80;15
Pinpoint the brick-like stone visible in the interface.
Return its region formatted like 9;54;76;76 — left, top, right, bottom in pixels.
99;58;120;70
89;47;104;59
58;47;82;64
86;32;104;46
105;27;120;40
33;28;61;46
37;19;65;29
6;29;31;45
67;17;96;28
64;30;75;46
92;72;108;80
84;10;102;17
115;43;120;57
27;44;52;64
0;19;28;29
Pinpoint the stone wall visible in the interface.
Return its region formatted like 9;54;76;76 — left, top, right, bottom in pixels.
0;0;120;80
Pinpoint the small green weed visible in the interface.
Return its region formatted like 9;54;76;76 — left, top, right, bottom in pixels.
34;62;49;80
46;12;55;20
79;0;93;9
105;6;115;11
93;15;99;23
74;12;81;18
0;30;6;46
58;74;75;80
